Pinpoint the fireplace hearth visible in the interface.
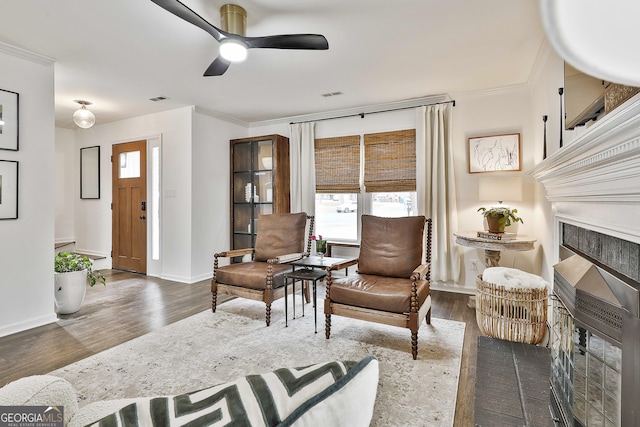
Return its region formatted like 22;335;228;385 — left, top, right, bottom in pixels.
550;227;640;427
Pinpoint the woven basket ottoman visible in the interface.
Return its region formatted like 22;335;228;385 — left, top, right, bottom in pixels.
476;267;549;345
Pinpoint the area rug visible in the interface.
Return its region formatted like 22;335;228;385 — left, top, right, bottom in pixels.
50;294;465;426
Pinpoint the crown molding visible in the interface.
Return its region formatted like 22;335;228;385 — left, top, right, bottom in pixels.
527;37;554;90
193;105;249;127
0;42;54;66
451;83;529;101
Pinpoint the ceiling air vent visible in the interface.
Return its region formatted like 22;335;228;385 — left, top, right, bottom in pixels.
149;96;169;102
322;91;343;97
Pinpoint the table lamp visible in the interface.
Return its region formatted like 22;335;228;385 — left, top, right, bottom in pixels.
478;176;523;207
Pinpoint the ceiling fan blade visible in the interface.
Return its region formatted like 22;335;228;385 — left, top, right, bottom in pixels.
150;0;226;41
203;57;231;76
243;34;329;50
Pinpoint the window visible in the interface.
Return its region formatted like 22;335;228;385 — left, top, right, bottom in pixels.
151;146;160;260
371;191;417;217
314;136;360;241
314;129;417;242
118;151;141;178
314;193;358;241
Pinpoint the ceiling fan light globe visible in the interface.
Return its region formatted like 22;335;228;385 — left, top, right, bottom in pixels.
219;39;247;62
73;106;96;129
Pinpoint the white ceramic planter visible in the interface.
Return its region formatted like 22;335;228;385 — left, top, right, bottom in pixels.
54;270;88;314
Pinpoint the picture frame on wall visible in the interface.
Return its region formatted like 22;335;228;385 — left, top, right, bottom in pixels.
0;89;19;151
468;133;521;173
0;160;18;219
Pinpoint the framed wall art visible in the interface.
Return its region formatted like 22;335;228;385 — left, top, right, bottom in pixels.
0;160;18;219
468;133;521;173
0;89;19;151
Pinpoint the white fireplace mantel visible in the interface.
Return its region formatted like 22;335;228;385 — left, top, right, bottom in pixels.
529;93;640;244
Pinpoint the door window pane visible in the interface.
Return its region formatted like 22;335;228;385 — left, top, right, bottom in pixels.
119;151;141;178
315;194;357;241
371;192;417;217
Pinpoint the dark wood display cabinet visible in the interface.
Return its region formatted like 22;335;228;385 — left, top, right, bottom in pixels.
230;134;290;258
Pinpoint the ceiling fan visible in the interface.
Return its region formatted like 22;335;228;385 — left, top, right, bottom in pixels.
150;0;329;76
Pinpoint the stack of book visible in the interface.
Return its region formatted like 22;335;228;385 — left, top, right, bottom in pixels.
477;231;517;241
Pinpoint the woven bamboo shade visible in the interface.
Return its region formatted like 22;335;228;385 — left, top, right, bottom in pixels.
314;135;360;193
363;129;416;193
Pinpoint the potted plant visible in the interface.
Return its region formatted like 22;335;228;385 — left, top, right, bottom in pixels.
54;252;106;314
312;235;327;259
477;206;524;233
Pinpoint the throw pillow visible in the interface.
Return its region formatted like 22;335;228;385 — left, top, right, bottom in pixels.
73;356;378;427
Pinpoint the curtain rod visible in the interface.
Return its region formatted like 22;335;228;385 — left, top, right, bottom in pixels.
290;99;455;125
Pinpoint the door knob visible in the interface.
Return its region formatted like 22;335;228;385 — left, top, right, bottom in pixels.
140;215;146;220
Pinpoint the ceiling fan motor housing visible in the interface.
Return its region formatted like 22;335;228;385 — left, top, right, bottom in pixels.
220;4;246;36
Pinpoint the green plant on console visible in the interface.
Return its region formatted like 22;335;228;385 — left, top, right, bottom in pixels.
55;252;106;287
477;206;524;232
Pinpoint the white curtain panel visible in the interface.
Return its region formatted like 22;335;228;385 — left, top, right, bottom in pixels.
289;122;316;215
416;104;461;283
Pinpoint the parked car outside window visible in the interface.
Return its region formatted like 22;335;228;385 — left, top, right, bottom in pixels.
336;200;358;213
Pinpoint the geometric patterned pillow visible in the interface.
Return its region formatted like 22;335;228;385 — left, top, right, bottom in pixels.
78;356;378;427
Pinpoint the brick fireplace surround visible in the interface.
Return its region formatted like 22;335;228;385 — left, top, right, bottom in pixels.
530;95;640;427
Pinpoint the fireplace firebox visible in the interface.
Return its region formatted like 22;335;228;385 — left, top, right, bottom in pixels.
550;228;640;427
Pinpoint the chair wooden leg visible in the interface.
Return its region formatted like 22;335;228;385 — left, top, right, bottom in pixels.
325;313;331;339
411;331;418;360
425;307;431;325
211;291;217;313
304;281;311;303
266;303;271;327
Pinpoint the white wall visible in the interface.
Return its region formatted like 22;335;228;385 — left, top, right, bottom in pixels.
528;42;569;282
191;111;247;281
0;47;57;337
55;128;76;243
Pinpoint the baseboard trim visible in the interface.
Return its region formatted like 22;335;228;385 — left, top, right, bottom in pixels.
161;272;213;284
190;272;213;283
0;313;58;338
430;281;475;295
160;274;193;284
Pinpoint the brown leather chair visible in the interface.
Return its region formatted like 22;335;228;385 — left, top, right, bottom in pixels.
212;212;313;326
324;215;432;359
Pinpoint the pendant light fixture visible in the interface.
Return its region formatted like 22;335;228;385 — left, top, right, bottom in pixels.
72;100;96;129
218;5;248;63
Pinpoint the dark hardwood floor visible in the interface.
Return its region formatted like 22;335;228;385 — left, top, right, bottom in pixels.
0;270;480;426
